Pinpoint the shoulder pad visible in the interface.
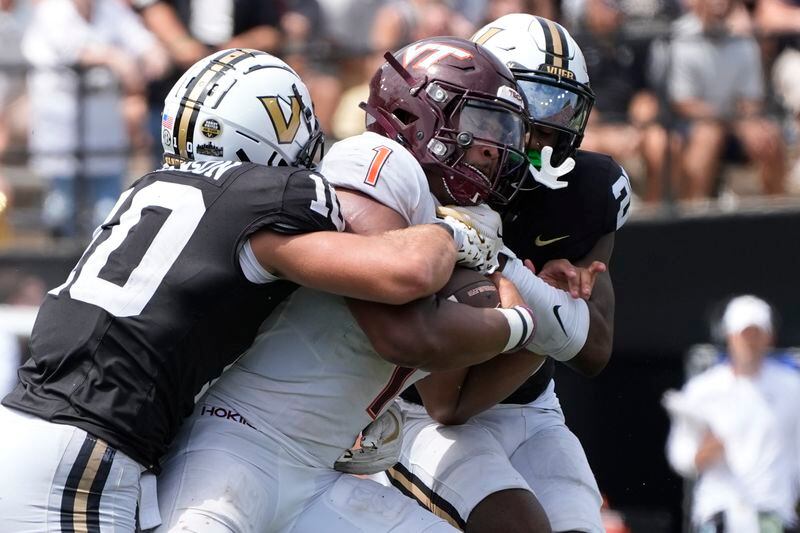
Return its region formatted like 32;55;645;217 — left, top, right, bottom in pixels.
320;132;436;226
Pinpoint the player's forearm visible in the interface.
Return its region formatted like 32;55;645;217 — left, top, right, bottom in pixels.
378;224;457;299
348;297;516;371
252;227;454;305
565;271;614;377
419;351;547;425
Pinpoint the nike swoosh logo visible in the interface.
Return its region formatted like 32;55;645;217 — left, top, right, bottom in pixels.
535;234;570;246
553;305;567;336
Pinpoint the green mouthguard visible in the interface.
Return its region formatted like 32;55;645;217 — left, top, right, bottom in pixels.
527;149;542;170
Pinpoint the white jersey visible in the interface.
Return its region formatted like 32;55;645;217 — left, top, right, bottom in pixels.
206;132;437;467
320;131;437;225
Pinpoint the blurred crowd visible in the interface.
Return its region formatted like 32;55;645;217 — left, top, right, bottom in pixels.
0;0;799;241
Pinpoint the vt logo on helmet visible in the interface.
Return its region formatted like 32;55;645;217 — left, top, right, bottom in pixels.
362;36;530;206
161;49;323;169
473;14;596;189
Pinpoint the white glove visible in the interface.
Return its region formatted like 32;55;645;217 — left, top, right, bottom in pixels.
436;204;503;275
529;146;575;190
333;403;404;475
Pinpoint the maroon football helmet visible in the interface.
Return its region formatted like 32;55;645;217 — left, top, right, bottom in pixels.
363;37;529;206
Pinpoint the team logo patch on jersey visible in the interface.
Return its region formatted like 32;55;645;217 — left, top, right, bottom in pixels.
196;142;223;157
200;118;222;138
259;96;301;144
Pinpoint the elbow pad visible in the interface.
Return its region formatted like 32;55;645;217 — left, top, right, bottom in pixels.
501;250;589;361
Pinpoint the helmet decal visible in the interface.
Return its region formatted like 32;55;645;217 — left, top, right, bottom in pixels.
258;96;302;144
172;49;254;159
402;42;473;69
472;26;503;45
535;16;571;70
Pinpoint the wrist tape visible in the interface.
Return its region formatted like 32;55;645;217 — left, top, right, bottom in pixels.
497;305;536;353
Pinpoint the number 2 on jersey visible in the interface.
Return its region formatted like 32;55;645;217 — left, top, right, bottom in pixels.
364;146;393;187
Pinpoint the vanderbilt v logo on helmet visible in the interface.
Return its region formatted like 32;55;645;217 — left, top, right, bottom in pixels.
258;96;301;144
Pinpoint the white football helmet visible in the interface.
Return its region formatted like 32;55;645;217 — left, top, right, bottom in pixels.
161;49;322;168
472;14;595;187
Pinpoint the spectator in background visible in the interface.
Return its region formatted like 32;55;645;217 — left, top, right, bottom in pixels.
667;0;787;200
664;295;800;532
132;0;283;162
772;46;800;191
575;0;677;204
318;0;386;140
479;0;558;25
753;0;800;192
332;0;476;141
280;0;343;135
0;0;24;242
23;0;165;238
370;0;474;54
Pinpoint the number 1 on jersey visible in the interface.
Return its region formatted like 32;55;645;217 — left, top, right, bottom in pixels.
364;146;393;187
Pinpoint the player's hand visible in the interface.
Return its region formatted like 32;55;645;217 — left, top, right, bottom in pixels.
695;430;725;472
489;271;526;308
436;204;503;275
490;271;537;352
333;403;404;475
529;146;575;189
535;259;606;300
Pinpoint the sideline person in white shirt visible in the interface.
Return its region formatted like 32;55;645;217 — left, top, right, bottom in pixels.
664;295;800;532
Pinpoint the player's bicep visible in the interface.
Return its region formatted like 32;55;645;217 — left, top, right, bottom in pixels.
336;188;409;235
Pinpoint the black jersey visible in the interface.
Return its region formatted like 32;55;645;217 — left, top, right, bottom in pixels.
402;150;631;407
3;161;343;469
500;150;630;404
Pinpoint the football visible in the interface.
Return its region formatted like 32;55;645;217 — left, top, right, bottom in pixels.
437;267;500;308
